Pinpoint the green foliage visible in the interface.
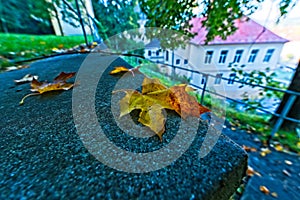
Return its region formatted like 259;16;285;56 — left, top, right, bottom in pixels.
139;0;196;34
278;0;298;21
204;95;299;153
92;0;139;41
0;33;91;68
0;0;54;34
139;0;296;44
229;64;287;111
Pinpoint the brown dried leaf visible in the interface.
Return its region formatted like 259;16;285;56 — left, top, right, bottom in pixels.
246;166;262;177
243;145;257;152
259;185;270;195
20;72;76;105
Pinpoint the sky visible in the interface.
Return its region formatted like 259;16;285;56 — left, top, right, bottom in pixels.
249;0;300;63
250;0;300;28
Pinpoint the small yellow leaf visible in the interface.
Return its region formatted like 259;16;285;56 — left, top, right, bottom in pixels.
260;148;271;157
271;192;278;198
109;66;129;75
274;144;283;152
259;186;270;195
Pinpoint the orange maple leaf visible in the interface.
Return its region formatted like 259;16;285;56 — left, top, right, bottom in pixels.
20;72;76;105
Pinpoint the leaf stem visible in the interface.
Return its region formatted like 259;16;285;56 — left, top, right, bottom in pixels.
19;93;40;105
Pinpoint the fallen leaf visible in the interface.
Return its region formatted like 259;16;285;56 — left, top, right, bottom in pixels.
274;144;284;152
282;169;291;177
14;74;38;84
169;84;210;118
271;192;278;198
5;65;29;72
259;185;270;195
260;148;272;157
20;72;76;105
110;66;129;75
116;77;210;139
284;160;293;166
246;166;261;177
243;145;257;152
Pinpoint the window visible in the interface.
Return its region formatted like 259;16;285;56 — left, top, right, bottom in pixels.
201;75;208;84
165;50;169;61
215;73;223;84
148;50;152;56
184;59;188;65
219;50;228;64
248;49;259;63
204;51;213;64
176;59;180;65
228;73;236;85
263;49;275;62
233;50;243;63
156;50;160;56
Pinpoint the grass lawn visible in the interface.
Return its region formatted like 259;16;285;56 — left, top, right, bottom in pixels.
0;33;91;68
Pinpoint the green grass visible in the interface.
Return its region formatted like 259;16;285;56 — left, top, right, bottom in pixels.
0;33;91;68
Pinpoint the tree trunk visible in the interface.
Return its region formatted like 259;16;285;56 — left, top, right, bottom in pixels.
270;60;300;131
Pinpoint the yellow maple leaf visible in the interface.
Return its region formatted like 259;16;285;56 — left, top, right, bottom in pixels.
20;72;76;105
142;77;167;94
116;77;210;139
138;104;166;140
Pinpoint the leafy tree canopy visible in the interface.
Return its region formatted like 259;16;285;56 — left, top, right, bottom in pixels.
139;0;298;43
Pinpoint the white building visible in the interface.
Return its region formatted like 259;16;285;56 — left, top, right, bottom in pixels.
145;17;289;99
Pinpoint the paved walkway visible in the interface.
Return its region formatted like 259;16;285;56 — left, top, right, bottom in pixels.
223;126;300;200
0;54;247;200
0;54;299;200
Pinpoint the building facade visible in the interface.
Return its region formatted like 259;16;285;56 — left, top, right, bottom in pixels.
145;17;288;99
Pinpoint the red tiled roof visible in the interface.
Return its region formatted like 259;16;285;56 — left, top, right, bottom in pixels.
190;17;289;45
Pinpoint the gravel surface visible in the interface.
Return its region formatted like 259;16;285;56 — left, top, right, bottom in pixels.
0;54;247;200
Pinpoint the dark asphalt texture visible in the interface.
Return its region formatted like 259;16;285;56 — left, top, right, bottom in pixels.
0;54;247;200
224;128;300;200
